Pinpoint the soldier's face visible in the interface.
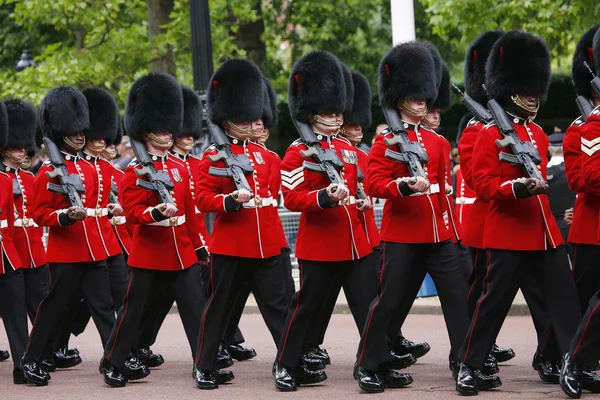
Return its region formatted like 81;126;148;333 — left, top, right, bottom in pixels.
67;132;85;147
313;113;343;135
425;108;441;127
406;99;427;112
147;132;174;152
102;144;118;160
225;119;264;139
342;124;362;145
85;138;106;155
174;135;194;152
4;147;26;163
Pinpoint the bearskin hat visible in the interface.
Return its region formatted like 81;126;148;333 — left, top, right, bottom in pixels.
341;62;355;114
4;99;37;150
178;86;203;140
0;102;7;149
465;30;504;105
378;41;438;108
433;63;452;110
124;73;183;142
39;86;90;143
208;58;264;125
344;71;372;128
288;50;346;121
485;30;551;104
593;28;600;76
572;26;599;97
82;87;119;143
420;41;443;89
262;77;279;130
107;114;123;146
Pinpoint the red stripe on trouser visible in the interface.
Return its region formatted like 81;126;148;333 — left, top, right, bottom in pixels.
466;250;480;301
195;255;215;365
278;260;303;363
358;243;386;365
572;300;600;359
463;250;492;362
107;268;134;360
539;323;552;354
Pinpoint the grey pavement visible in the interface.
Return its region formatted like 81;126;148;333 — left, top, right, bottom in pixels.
0;313;574;400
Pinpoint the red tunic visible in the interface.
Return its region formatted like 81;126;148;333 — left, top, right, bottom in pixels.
580;107;600;241
434;130;463;243
281;134;372;261
564;117;600;245
108;166;132;255
121;153;200;270
4;165;46;268
264;146;289;250
33;153;109;263
0;172;23;273
472;120;563;250
367;124;450;244
454;168;476;228
356;147;380;248
195;138;286;259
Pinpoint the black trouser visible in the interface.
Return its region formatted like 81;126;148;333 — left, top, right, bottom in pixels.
307;248;380;347
572;243;600;314
69;254;130;337
25;261;115;362
460;247;581;369
277;256;378;371
357;241;469;371
21;266;49;324
0;267;29;370
196;254;288;371
104;265;206;369
570;290;600;367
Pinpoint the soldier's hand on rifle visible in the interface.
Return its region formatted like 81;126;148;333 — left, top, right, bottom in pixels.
564;207;574;225
107;203;123;216
157;203;178;217
524;178;548;195
67;206;87;221
0;232;3;242
408;176;430;193
326;183;349;202
357;197;373;212
232;189;252;205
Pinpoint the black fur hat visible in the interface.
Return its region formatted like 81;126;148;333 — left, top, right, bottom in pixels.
433;63;452;110
262;77;279;130
420;41;443;89
124;73;183;141
485;30;551;104
179;86;203;139
39;86;90;143
288;50;346;121
572;26;599;97
456;112;474;143
208;58;264;124
0;102;7;149
465;30;504;104
4;99;37;150
107;115;123;146
593;28;600;77
344;71;372;128
82;87;119;143
341;62;355;114
378;41;438;108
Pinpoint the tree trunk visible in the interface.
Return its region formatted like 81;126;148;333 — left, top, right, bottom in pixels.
146;0;176;76
74;24;85;52
230;2;266;70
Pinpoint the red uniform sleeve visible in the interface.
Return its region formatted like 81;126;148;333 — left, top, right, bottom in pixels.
581;108;600;188
32;164;72;227
366;134;405;198
120;166;162;225
195;150;241;213
0;175;16;239
458;120;481;190
269;151;282;195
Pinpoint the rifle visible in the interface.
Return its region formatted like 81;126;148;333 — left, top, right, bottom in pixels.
356;166;368;201
577;62;600;119
109;181;120;205
42;137;85;208
205;120;254;194
12;179;22;198
381;106;428;178
484;95;543;180
130;139;174;205
452;84;493;125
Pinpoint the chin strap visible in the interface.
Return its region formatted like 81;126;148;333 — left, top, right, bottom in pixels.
1;150;25;163
339;127;363;141
20;156;31;169
147;132;174;146
101;149;118;160
511;94;539;114
226;120;263;140
311;115;344;127
399;100;428;118
63;136;85;151
421;116;440;130
174;137;194;151
86;142;106;152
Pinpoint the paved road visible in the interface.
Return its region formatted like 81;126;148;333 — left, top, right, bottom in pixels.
0;314;575;399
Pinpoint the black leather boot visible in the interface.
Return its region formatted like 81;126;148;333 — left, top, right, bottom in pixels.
99;357;127;388
491;343;515;363
532;353;559;383
560;353;582;399
482;354;499;375
226;344;257;361
393;336;431;359
123;355;150;380
389;350;417;370
304;344;330;365
53;347;82;369
20;357;49;386
355;364;384;393
273;362;296;392
377;363;413;388
216;343;233;369
136;347;165;368
213;368;234;384
581;368;600;393
296;362;327;386
0;350;10;361
193;365;218;390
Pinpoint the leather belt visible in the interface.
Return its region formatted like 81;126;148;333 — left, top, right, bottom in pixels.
14;217;39;228
242;196;277;209
86;208;109;217
148;215;186;227
111;216;127;226
0;219;6;229
456;196;476;205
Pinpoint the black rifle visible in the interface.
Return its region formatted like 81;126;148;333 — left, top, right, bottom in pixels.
42;137;85;208
130;139;174;205
205;120;254;194
584;61;600;99
12;179;22;198
452;84;493;124
485;98;543;180
576;95;594;119
381;106;428;178
356;166;368;201
109;181;120;205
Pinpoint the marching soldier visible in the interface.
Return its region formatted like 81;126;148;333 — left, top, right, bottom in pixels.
0;100;30;384
99;73;207;387
455;30;586;395
21;86;117;385
355;41;470;393
193;59;289;389
274;50;379;392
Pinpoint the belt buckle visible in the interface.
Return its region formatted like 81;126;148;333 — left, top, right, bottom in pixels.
113;216;121;225
22;217;29;227
254;195;262;208
342;196;350;206
169;216;178;226
95;208;102;217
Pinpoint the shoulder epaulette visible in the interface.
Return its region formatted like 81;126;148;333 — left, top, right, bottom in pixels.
43;159;52;166
379;127;391;135
483;122;497;130
467;117;479;126
127;158;139;168
571;116;585;126
291;138;304;147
